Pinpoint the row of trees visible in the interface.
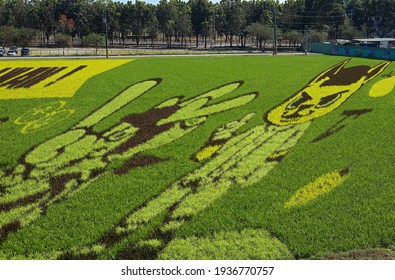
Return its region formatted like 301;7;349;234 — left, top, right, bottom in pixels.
0;0;395;49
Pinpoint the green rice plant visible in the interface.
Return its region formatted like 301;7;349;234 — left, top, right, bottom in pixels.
159;229;294;260
0;55;393;260
75;79;160;129
120;183;190;234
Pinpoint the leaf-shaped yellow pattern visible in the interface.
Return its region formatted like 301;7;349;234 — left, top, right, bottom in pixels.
369;76;395;97
195;145;222;162
285;168;350;208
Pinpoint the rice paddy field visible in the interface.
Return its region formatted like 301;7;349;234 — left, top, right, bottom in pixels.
0;55;394;260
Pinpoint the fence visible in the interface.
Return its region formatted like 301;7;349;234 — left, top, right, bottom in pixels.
311;43;395;60
28;48;197;57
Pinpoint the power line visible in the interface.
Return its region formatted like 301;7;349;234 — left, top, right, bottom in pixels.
280;20;346;25
302;10;346;15
280;13;346;19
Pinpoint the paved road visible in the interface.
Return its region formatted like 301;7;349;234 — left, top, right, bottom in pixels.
0;51;318;60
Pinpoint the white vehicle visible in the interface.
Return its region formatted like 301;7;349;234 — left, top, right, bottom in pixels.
7;50;17;56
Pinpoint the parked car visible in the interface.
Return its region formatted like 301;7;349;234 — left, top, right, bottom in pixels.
0;47;4;57
9;46;18;54
7;50;17;56
21;47;31;56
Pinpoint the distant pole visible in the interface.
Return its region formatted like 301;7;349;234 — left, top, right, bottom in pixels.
213;9;216;47
350;9;354;27
350;0;355;27
304;25;308;55
273;7;277;55
104;7;109;58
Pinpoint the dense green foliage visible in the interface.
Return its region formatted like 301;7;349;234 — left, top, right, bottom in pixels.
1;0;395;48
0;55;394;260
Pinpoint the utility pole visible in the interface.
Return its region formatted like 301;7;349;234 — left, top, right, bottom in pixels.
104;4;109;59
304;25;308;55
345;0;355;27
213;9;216;48
273;6;277;55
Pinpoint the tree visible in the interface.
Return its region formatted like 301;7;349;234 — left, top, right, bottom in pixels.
280;0;305;31
190;0;211;47
106;1;122;45
0;26;38;46
201;19;210;48
17;28;39;47
31;0;58;45
118;1;132;46
0;26;17;45
0;0;393;50
284;30;303;49
304;0;346;38
164;19;176;47
174;0;192;47
3;0;29;28
365;0;395;37
0;0;5;26
82;32;105;54
55;0;94;39
130;1;150;47
338;17;362;39
349;0;369;37
54;33;71;55
246;22;272;50
157;0;178;47
309;30;328;42
218;0;246;47
146;5;159;47
58;14;76;37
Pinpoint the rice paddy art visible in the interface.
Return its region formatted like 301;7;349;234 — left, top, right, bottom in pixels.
96;59;387;259
14;101;75;134
369;71;395;97
0;78;258;243
0;116;8;125
0;60;130;99
284;168;351;208
266;59;389;126
0;56;393;260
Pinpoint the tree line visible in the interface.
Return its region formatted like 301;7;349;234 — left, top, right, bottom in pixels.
0;0;394;49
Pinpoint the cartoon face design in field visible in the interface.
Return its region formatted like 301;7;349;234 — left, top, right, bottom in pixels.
0;59;391;259
0;79;258;243
267;60;390;126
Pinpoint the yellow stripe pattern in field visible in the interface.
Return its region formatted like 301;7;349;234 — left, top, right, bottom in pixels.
0;59;131;99
285;168;350;208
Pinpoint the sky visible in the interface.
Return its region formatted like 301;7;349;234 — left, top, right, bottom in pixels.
117;0;286;5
